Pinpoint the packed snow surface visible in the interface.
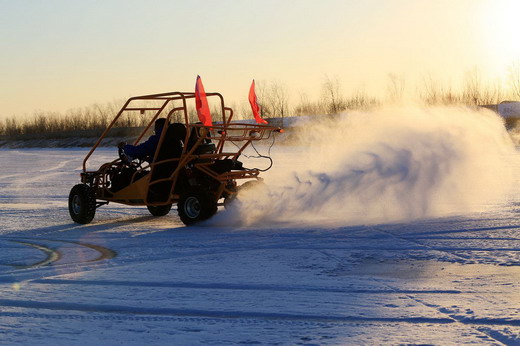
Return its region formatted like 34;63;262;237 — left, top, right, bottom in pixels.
1;107;520;344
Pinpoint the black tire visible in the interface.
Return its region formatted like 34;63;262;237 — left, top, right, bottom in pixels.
177;189;217;226
147;204;172;217
69;184;96;224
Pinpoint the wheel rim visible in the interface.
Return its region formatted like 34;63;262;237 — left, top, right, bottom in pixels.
184;196;200;219
72;194;82;215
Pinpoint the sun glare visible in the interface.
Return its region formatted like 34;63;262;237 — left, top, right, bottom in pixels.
482;0;520;62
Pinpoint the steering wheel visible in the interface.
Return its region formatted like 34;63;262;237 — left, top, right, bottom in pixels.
118;147;133;166
118;147;145;169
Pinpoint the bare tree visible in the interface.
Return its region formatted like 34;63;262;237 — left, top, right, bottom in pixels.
5;117;21;137
346;88;379;110
386;73;406;104
269;81;289;118
294;91;325;116
255;80;290;124
237;100;251;121
462;68;506;105
439;84;460;105
254;80;273;117
508;61;520;100
481;79;503;105
419;74;439;105
463;67;483;105
418;74;461;106
321;75;344;114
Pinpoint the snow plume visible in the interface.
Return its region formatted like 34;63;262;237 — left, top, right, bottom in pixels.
213;106;515;227
507;126;520;146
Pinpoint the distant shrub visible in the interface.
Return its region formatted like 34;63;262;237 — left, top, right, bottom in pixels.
3;68;520;139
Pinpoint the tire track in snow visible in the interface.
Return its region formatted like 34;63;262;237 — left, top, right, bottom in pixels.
367;227;514;345
407;295;515;345
373;227;476;263
30;278;465;294
4;159;77;185
315;247;516;344
0;173;26;182
0;299;455;324
0;299;518;328
38;159;75;173
0;238;116;269
37;238;118;263
0;310;452;326
7;241;62;269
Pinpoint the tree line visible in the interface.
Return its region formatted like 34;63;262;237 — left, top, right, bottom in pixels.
2;64;520;138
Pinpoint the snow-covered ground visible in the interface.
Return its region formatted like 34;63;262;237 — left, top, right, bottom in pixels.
1;108;520;345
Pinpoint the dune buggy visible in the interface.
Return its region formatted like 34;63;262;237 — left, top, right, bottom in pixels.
68;91;281;225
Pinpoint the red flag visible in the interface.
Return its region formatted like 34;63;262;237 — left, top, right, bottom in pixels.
195;75;213;127
249;80;268;124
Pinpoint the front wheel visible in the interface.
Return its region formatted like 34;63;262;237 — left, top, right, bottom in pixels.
69;184;96;224
177;189;217;226
147;204;172;217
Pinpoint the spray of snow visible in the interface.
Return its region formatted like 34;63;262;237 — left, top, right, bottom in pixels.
212;106;515;227
507;126;520;146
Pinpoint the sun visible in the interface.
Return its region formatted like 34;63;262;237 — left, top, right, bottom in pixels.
480;0;520;62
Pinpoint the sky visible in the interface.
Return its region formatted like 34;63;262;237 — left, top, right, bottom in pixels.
1;0;519;119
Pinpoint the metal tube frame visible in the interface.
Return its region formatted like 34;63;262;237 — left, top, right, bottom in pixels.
80;91;281;207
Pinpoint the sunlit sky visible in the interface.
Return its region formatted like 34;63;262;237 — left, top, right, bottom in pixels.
1;0;519;118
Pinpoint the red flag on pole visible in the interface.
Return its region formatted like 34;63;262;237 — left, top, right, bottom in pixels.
195;75;213;127
249;80;268;124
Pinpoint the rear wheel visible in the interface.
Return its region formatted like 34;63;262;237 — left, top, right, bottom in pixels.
69;184;96;224
147;204;172;216
177;189;217;225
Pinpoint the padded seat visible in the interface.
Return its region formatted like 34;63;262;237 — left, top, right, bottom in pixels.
148;123;186;203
